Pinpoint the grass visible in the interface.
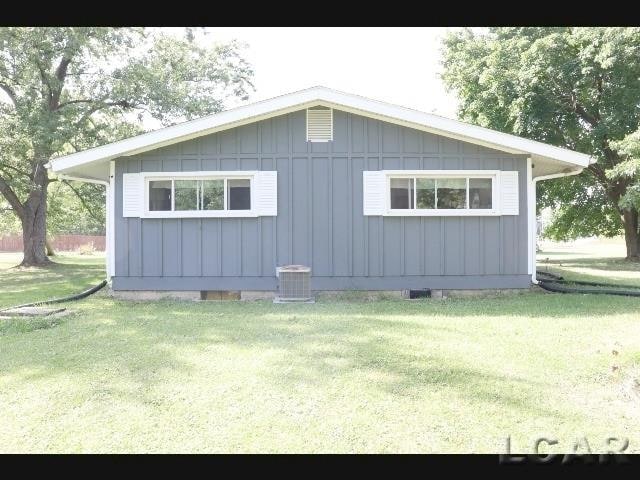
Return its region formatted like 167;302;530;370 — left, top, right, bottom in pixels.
0;241;639;453
0;252;106;310
537;237;640;287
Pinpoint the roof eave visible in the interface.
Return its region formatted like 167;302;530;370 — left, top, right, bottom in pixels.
47;86;593;174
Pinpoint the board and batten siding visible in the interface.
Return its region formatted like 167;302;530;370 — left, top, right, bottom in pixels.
113;109;530;290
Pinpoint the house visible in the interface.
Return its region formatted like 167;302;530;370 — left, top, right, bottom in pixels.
47;87;593;296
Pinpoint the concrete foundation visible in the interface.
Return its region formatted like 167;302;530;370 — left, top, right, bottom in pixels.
109;287;534;302
240;291;275;301
314;290;403;301
110;290;201;301
443;287;534;299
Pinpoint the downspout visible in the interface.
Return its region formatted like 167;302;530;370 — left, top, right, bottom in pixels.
529;165;584;285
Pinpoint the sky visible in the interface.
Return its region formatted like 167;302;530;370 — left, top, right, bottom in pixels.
201;27;461;119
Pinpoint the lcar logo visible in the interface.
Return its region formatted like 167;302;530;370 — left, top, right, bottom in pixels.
499;436;630;464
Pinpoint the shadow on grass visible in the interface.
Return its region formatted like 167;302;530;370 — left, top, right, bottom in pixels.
0;316;66;335
3;296;612;422
0;260;105;309
1;252;637;426
538;255;640;273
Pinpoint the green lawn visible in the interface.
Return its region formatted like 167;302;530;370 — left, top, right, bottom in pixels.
0;242;639;453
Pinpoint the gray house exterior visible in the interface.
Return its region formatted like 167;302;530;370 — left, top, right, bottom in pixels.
48;87;593;294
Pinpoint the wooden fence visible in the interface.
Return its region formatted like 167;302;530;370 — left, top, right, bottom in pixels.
0;234;105;252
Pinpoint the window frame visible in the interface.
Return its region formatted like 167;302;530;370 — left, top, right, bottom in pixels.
384;170;500;216
143;171;257;218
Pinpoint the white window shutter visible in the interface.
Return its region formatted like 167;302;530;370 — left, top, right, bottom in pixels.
254;171;278;216
363;171;386;216
122;173;144;217
306;108;333;142
500;171;519;215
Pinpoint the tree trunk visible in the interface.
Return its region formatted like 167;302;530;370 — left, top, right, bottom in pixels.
622;208;640;261
20;163;51;267
604;176;639;262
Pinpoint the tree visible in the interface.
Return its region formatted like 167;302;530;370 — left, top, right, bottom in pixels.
1;180;103;256
441;27;640;260
0;27;253;266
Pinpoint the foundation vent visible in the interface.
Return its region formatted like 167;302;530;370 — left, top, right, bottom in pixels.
274;265;314;303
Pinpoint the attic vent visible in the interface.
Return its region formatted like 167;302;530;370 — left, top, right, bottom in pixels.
306;107;333;142
274;265;314;303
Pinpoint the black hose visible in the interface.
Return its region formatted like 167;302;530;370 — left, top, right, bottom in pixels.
537;280;640;297
536;270;564;281
553;278;640;290
536;269;640;290
0;279;108;314
535;270;640;297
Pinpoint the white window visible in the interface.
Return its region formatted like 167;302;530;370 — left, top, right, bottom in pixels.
148;177;251;213
123;170;277;218
363;170;517;216
388;174;495;213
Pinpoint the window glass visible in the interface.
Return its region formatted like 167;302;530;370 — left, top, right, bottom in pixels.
149;180;172;211
437;178;466;209
416;178;436;209
201;179;224;210
174;180;199;211
469;178;492;209
227;179;251;210
390;178;414;209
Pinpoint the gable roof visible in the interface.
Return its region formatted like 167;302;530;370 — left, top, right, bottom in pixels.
47;86;593;182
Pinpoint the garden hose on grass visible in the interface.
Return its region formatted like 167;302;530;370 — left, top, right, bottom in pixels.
0;279;108;314
536;270;640;297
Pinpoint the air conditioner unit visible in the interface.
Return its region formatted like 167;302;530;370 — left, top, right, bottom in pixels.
274;265;314;303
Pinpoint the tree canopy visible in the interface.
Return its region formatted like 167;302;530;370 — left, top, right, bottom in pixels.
441;27;640;259
0;27;254;264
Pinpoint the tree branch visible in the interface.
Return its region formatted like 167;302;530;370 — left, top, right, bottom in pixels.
62;180;104;223
559;91;600;129
50;53;74;109
0;82;17;107
0;176;24;219
0;163;31;179
71;99;136;127
34;59;52;105
573;101;600;128
57;98;135;111
55;98;95;110
54;56;72;83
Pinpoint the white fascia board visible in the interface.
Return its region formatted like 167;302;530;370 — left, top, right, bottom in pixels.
49;97;324;172
55;173;109;185
48;86;593;174
311;91;593;166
